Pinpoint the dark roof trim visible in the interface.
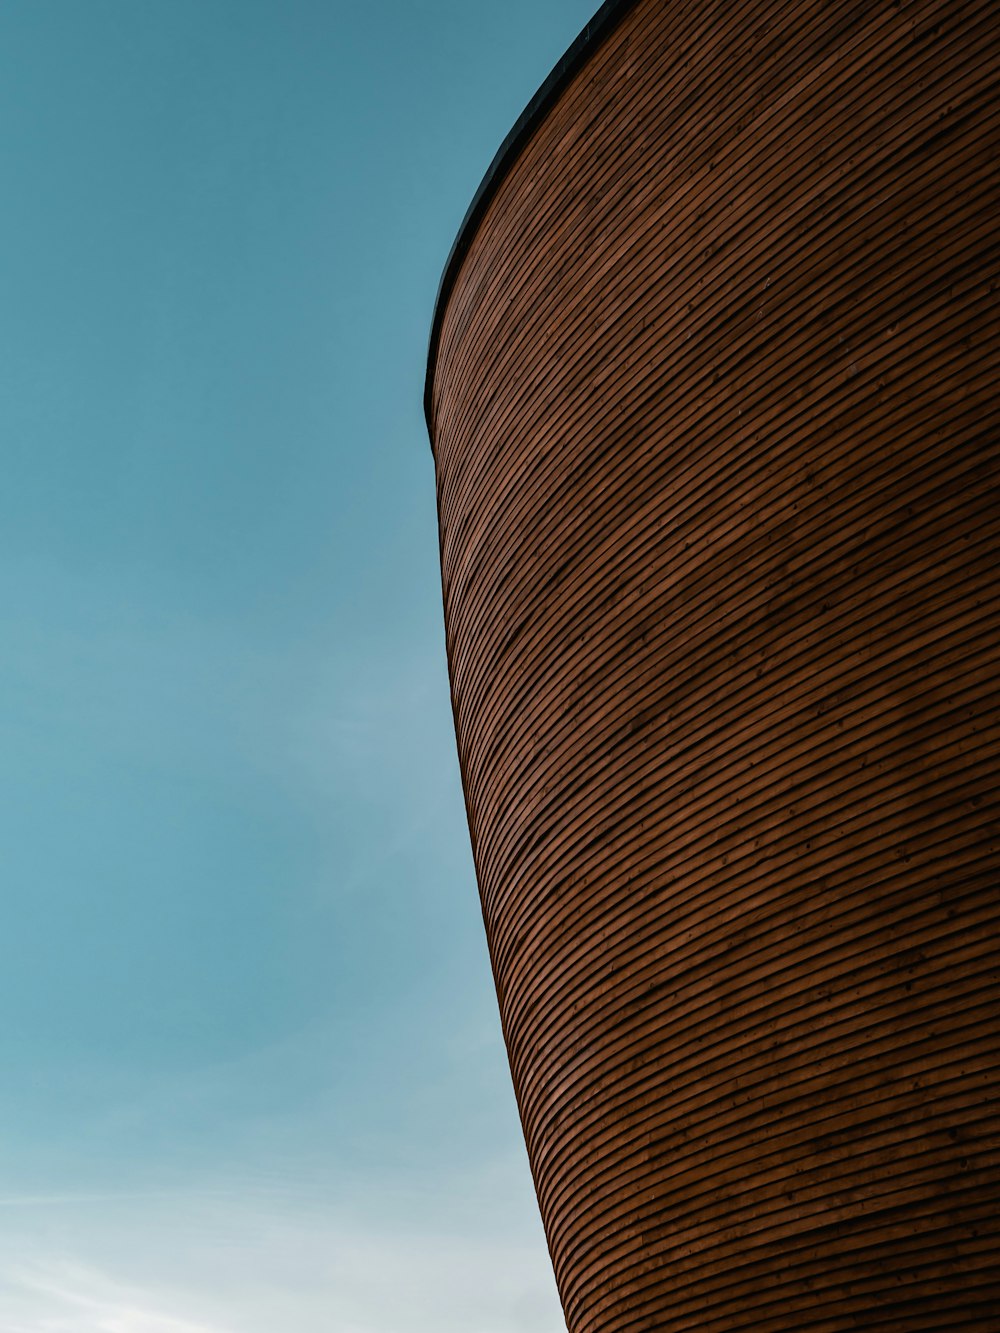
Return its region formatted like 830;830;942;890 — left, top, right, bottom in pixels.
424;0;642;439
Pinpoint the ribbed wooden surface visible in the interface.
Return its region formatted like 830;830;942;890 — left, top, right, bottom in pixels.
429;1;1000;1328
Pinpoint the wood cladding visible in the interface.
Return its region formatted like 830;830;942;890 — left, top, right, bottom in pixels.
427;1;1000;1328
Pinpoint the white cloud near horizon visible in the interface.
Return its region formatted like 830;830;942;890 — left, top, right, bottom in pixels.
0;1185;565;1333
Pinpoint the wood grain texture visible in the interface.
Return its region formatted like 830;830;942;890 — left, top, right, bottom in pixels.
428;1;1000;1328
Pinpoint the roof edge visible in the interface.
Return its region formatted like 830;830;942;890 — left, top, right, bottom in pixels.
423;0;641;441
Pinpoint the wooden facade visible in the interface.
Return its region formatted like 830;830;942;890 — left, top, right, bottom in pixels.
427;1;1000;1327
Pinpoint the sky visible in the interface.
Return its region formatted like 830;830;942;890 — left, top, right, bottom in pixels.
0;3;602;1329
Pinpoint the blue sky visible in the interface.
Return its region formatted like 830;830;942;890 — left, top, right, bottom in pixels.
0;3;599;1329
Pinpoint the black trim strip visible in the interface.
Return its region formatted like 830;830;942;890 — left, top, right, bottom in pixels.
423;0;642;439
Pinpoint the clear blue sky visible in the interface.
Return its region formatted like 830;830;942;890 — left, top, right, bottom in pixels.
0;3;599;1329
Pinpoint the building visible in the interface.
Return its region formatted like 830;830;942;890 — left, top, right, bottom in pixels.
425;1;1000;1328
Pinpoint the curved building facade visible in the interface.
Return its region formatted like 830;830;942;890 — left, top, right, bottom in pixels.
426;2;1000;1328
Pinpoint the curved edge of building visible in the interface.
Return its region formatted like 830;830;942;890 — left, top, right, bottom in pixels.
426;0;1000;1328
423;0;639;439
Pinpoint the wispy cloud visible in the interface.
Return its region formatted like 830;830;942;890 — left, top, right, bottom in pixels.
0;1183;565;1333
0;1258;234;1333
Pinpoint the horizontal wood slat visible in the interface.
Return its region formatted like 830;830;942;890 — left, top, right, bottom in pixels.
428;0;1000;1327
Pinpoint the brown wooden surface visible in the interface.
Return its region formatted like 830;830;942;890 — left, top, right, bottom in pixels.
428;1;1000;1327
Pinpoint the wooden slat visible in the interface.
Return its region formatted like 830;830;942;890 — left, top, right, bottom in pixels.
428;0;1000;1328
